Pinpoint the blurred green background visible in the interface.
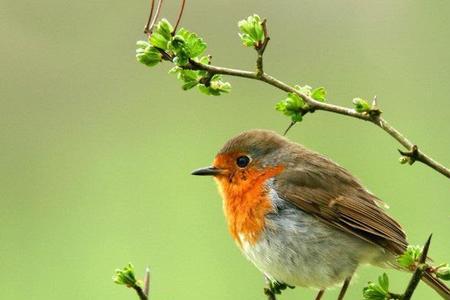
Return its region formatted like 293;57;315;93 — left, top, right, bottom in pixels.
1;1;449;299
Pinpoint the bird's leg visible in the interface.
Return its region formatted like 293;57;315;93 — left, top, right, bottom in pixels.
263;275;295;300
264;275;277;300
315;289;325;300
337;276;352;300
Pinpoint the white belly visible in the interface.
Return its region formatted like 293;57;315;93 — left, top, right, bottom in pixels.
238;200;387;289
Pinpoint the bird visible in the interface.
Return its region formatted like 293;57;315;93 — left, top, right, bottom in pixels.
191;129;450;300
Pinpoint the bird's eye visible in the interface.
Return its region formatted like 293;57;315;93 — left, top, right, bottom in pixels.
236;155;250;168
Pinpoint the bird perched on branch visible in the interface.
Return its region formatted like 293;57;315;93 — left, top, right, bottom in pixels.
192;129;450;299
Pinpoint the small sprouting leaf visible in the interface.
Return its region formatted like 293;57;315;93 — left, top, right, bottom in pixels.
136;40;150;49
153;19;173;41
437;265;450;281
148;19;174;50
311;87;327;102
378;273;389;292
352;97;371;113
182;81;198;90
363;274;390;300
113;263;138;287
197;75;231;96
238;14;265;48
150;32;170;50
275;91;309;123
397;245;422;269
197;55;211;65
136;44;162;67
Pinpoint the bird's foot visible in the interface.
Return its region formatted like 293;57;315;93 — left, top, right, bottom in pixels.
264;277;295;299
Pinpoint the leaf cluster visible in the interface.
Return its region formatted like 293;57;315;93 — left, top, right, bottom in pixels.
275;85;326;122
113;263;140;288
363;273;391;300
238;14;265;48
396;245;423;269
136;19;230;96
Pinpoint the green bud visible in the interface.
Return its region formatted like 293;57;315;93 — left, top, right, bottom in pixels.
153;19;173;41
353;97;371;113
399;156;409;164
136;45;162;67
238;14;265;47
291;113;302;122
437;265;450;281
397;245;422;269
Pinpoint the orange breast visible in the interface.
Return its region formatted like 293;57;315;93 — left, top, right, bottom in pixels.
215;164;284;246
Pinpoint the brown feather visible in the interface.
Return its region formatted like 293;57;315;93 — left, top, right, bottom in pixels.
273;144;408;254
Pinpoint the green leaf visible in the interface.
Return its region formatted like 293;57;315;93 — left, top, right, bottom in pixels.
178;69;198;82
378;273;389;292
136;44;162;67
291;113;302;122
363;277;390;300
352;97;371;113
396;245;422;269
172;28;207;59
197;55;211;65
136;40;150;49
311;87;327;102
182;81;198;90
148;19;174;51
276;93;306;115
238;14;265;47
153;18;173;41
149;32;170;50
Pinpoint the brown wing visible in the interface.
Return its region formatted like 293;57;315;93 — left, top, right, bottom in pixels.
274;148;407;254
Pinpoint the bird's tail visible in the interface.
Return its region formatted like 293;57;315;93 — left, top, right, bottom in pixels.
422;271;450;300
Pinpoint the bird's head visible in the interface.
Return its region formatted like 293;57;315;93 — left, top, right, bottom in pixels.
192;129;292;189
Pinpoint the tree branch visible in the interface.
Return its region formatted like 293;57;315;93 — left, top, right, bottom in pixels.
132;285;148;300
186;60;450;178
402;234;432;300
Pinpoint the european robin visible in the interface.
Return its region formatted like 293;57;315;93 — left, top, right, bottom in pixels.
192;129;450;299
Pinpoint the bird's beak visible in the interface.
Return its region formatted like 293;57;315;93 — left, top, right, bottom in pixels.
191;166;223;176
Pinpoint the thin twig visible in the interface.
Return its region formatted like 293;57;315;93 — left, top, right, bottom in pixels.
133;285;148;300
172;0;186;34
184;60;450;178
283;121;296;136
146;0;163;36
402;234;432;300
256;19;270;77
144;0;156;36
143;267;150;298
